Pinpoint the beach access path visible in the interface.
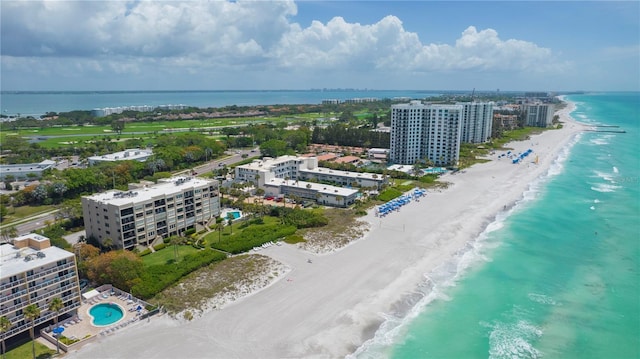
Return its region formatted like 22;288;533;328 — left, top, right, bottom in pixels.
67;101;586;359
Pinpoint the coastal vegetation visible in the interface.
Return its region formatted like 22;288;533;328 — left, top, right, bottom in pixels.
150;254;285;315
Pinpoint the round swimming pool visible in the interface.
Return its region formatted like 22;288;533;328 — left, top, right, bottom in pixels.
89;303;124;326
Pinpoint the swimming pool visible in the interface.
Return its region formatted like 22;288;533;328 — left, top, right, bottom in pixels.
222;210;242;220
89;303;124;326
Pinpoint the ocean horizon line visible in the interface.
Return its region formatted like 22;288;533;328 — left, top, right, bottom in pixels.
0;89;604;95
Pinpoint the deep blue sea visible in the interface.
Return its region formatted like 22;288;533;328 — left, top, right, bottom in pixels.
352;92;640;358
0;90;439;117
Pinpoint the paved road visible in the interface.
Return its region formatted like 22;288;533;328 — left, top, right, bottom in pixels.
0;211;58;236
190;147;261;176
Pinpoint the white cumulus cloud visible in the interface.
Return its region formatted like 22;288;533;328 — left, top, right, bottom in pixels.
0;0;570;89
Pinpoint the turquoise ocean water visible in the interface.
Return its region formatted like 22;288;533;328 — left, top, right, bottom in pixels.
353;93;639;359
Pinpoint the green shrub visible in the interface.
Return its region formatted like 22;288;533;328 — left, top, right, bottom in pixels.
268;207;328;228
59;336;80;345
377;188;402;202
132;249;227;299
184;228;196;236
211;224;296;254
153;243;166;251
139;249;152;256
163;237;171;244
284;234;305;244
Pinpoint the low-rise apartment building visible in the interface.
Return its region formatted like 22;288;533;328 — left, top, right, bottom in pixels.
87;149;153;166
0;234;81;341
82;176;220;250
263;179;359;208
235;156;387;190
0;160;56;180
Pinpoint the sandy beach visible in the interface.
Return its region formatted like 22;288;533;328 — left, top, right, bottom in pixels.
67;100;586;359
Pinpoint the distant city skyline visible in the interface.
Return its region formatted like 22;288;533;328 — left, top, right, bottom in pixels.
1;1;638;92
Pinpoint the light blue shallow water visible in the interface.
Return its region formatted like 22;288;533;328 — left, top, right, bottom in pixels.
90;303;124;326
354;93;640;359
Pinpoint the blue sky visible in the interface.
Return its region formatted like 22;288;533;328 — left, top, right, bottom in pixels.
1;1;638;91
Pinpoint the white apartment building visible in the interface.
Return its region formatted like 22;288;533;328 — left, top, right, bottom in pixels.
235;156;387;189
0;160;56;180
88;149;153;166
263;179;359;208
82;176;220;250
0;234;82;341
458;102;494;143
523;103;555;127
390;101;463;166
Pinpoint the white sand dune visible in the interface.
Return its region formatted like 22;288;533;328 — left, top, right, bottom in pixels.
68;100;584;359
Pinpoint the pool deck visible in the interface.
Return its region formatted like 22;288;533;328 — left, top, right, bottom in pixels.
53;294;146;341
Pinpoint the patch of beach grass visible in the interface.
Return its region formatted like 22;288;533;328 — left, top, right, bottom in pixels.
298;208;369;252
151;254;284;315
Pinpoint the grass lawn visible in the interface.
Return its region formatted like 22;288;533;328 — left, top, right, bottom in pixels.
204;215;277;244
489;127;547;149
142;245;200;267
1;204;56;225
6;340;55;359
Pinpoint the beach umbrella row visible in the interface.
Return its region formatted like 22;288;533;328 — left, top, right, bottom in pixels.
512;148;534;164
376;188;427;217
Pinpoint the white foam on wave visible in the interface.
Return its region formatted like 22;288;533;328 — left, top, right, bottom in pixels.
350;133;582;358
589;137;609;146
590;183;621;193
485;320;543;359
350;212;516;358
613;166;619;174
590;206;595;210
594;199;600;203
593;169;616;183
347;282;448;359
528;293;559;306
545;133;579;178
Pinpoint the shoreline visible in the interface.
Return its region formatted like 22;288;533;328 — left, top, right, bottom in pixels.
67;99;587;359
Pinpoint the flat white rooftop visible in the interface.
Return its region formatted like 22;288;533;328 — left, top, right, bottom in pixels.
88;149;153;162
84;176;216;206
300;167;383;181
239;155;301;170
1;241;74;279
266;179;358;197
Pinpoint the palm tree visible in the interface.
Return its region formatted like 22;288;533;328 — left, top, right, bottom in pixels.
170;236;186;260
226;213;234;235
0;316;12;359
24;304;41;359
214;222;225;243
48;298;64;354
